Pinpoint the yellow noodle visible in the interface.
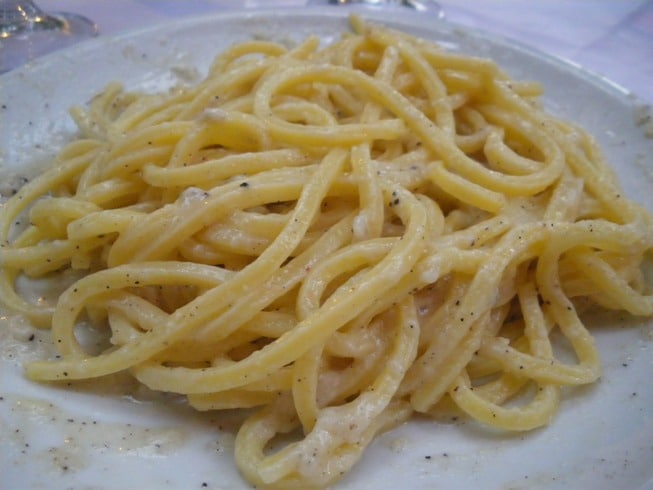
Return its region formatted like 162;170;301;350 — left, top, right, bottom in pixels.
1;15;652;489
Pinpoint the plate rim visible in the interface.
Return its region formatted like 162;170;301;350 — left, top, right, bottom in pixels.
1;6;637;105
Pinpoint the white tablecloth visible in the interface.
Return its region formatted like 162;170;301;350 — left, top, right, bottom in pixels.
35;0;653;105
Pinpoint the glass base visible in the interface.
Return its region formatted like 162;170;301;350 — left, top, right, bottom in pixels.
0;11;98;74
307;0;444;17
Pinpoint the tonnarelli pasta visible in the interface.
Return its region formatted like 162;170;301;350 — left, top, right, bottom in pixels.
2;15;652;488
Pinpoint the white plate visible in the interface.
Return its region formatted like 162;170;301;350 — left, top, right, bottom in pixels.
1;7;653;490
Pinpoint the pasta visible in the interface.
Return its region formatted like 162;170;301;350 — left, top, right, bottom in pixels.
2;15;653;488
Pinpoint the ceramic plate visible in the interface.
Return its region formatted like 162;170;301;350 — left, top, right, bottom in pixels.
1;7;653;490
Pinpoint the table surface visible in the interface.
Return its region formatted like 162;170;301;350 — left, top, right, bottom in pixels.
32;0;653;105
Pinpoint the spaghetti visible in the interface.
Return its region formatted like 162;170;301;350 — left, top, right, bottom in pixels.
1;15;652;488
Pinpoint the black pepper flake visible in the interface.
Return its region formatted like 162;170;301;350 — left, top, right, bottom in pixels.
424;455;432;460
28;333;35;341
240;181;249;188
